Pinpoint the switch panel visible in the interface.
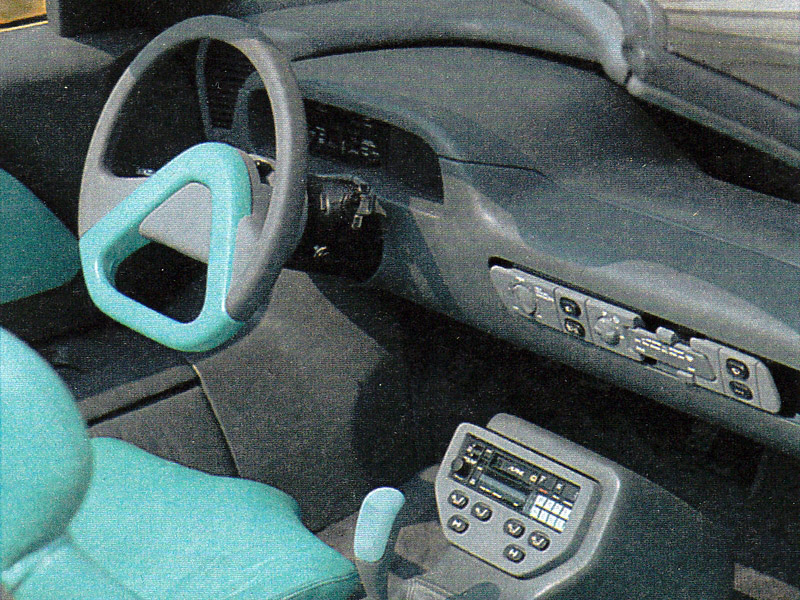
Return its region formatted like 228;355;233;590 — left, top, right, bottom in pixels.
436;423;596;578
490;265;781;413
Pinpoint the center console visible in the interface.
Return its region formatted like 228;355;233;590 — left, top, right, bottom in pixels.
403;414;733;599
438;425;596;578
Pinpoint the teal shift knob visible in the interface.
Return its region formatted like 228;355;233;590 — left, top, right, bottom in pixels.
354;487;406;600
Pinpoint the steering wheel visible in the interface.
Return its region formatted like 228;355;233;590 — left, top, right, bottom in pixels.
78;16;307;352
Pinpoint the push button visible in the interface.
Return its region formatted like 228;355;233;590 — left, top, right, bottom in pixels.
559;297;581;317
504;519;525;538
564;319;586;338
729;381;754;400
504;544;525;563
448;490;469;509
538;474;556;492
471;502;493;521
561;483;579;503
726;358;750;380
529;531;550;551
447;515;469;533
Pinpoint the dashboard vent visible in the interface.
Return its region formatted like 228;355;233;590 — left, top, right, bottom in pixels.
204;41;254;130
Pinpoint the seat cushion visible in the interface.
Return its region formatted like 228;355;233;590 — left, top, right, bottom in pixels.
68;438;358;600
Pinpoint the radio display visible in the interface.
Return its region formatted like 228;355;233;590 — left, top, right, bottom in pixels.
451;435;581;533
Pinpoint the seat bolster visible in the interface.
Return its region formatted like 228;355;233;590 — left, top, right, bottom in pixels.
0;330;92;570
3;537;140;600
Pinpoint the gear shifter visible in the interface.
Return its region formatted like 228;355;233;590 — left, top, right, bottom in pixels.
354;487;405;600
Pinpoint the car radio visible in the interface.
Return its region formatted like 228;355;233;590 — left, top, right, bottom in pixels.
436;422;596;578
450;435;581;533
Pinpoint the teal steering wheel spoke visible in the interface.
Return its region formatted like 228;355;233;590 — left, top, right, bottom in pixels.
79;142;251;352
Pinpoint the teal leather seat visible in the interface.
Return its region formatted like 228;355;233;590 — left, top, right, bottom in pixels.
0;170;80;304
0;329;358;600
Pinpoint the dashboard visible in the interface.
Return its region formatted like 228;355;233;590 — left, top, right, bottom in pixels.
186;16;800;456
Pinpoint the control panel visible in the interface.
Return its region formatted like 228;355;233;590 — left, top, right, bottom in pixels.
429;416;733;597
436;423;596;578
490;265;781;413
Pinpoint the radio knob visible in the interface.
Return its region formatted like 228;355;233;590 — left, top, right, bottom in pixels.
511;285;537;316
593;316;622;346
451;457;472;478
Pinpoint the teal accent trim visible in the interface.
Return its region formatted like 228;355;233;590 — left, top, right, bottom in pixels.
79;143;250;352
0;330;92;571
354;487;406;563
0;169;79;303
69;438;358;600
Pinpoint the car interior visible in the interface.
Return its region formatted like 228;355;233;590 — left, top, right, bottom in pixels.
1;0;799;599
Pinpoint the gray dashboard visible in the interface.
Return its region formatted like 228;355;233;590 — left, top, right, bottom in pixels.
189;13;800;455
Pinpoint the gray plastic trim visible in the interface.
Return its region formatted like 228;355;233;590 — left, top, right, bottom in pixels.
139;183;213;263
417;415;732;598
627;75;800;169
490;265;784;414
243;0;800;168
522;0;628;83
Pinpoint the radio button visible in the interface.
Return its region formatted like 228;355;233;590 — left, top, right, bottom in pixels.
538;474;556;491
504;519;525;538
472;502;493;521
447;515;469;533
561;483;580;503
504;545;526;563
448;490;469;509
529;531;550;551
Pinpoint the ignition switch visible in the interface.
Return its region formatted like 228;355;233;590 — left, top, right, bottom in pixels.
288;174;385;281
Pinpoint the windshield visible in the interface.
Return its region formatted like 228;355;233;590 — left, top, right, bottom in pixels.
656;0;800;106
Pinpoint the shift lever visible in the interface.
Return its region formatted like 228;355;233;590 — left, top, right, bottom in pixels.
354;487;406;600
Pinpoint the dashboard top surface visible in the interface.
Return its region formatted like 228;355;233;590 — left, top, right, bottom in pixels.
289;46;800;267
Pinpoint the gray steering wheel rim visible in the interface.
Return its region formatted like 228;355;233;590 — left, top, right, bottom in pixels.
78;15;308;321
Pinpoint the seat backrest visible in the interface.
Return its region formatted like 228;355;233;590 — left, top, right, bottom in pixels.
0;329;92;571
0;169;79;305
